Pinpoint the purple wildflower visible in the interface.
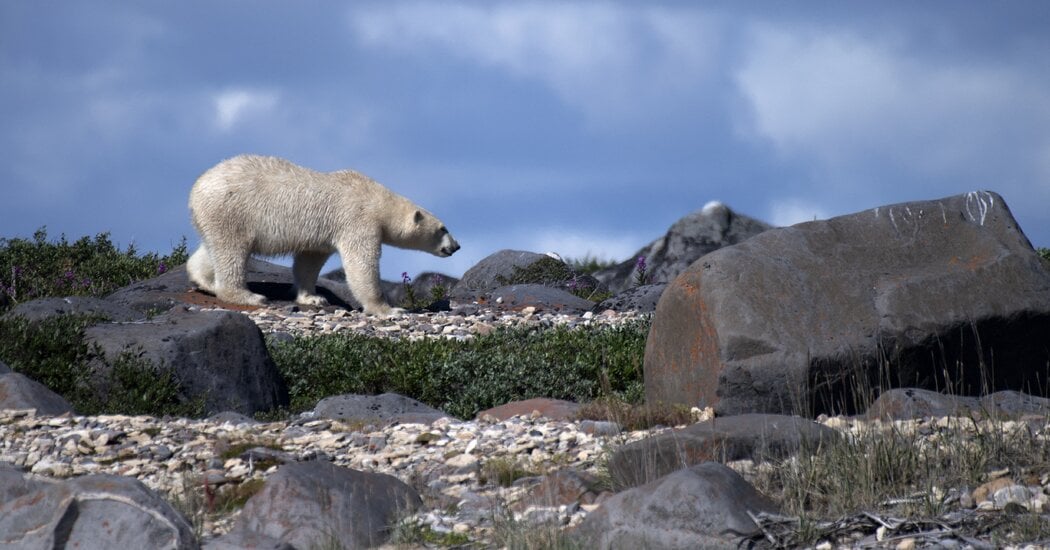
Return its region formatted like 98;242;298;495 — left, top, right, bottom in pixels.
402;271;411;284
157;262;167;275
635;256;647;272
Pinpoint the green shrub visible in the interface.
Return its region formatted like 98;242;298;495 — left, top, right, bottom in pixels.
0;314;203;417
0;228;188;314
567;253;618;275
267;320;649;419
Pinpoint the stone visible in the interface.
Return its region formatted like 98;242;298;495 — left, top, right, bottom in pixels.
570;462;779;549
595;283;668;313
515;469;604;510
229;461;422;549
608;414;839;490
645;191;1050;416
593;201;772;294
313;392;449;425
1;296;143;322
0;468;198;549
202;531;293;550
450;250;595;304
0;367;75;415
482;284;596;314
84;307;288;416
106;259;362;314
866;388;1050;420
477;398;582;421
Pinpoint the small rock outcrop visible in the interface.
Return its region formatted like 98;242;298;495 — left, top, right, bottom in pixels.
865;388;1050;420
223;461;422;549
608;414;839;490
594;201;773;294
0;360;75;415
1;296;142;323
84;307;288;415
645;191;1050;416
313;392;449;426
571;462;779;549
0;464;198;549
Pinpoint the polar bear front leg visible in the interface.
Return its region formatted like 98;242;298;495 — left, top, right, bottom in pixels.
338;243;401;316
292;251;331;307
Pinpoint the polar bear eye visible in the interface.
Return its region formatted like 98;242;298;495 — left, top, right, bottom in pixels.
439;226;448;234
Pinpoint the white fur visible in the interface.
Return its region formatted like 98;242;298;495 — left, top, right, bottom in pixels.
187;155;459;315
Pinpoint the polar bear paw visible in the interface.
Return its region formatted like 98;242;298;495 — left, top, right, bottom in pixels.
296;293;330;307
364;304;405;317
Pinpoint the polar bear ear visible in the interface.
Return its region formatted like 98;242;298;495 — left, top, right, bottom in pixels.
413;210;424;224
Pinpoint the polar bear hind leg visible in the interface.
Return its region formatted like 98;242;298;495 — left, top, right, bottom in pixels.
194;242;267;306
292;251;331;307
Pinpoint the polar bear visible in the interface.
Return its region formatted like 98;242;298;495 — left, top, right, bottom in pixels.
186;155;460;315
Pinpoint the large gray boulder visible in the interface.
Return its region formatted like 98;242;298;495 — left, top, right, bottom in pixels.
84;307;288;416
0;361;75;415
313;392;449;425
865;388;1050;420
645;191;1050;416
0;466;198;549
594;201;772;294
226;461;422;549
106;259;362;313
2;296;143;323
571;462;778;549
608;414;838;490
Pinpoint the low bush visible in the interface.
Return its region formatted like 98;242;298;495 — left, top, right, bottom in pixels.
0;228;188;314
267;320;649;419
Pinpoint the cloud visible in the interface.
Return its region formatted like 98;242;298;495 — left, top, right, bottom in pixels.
349;3;721;126
734;25;1050;186
767;198;831;227
213;88;279;132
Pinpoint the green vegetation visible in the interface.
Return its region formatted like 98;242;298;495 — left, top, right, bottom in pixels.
267;320;648;419
1039;247;1050;263
0;228;188;314
566;253;618;275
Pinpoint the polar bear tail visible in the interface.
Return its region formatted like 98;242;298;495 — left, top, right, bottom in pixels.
186;244;217;294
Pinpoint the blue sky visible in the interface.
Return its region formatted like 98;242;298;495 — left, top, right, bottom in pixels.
3;2;1049;279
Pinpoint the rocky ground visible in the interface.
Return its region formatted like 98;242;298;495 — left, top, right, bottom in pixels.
4;306;1050;548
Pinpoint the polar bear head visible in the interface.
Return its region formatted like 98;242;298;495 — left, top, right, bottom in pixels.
386;205;460;258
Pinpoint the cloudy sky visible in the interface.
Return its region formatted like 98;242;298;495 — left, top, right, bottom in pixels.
3;2;1049;279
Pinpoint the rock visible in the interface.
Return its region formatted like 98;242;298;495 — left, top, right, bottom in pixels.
571;462;778;549
1;296;143;322
595;283;668;313
313;393;449;425
608;414;839;490
515;469;604;510
202;531;293;550
106;259;362;314
867;388;1050;420
451;250;582;303
483;284;596;314
0;366;75;415
477;398;582;422
594;201;772;294
326;270;459;311
229;461;422;549
0;468;198;549
84;307;288;416
645;191;1050;416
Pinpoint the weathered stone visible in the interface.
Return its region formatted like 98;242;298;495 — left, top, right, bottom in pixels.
0;469;198;549
202;530;293;550
1;296;143;322
314;392;449;425
571;462;778;549
608;414;838;490
645;191;1050;416
866;388;1050;420
477;398;582;422
230;461;422;549
84;307;288;416
449;249;600;304
594;201;772;294
106;259;362;314
0;368;75;415
595;283;668;313
515;469;604;510
484;284;596;314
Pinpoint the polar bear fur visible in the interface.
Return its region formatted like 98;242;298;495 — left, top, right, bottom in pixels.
187;155;460;315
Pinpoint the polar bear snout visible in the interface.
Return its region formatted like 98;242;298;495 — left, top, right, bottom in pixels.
439;234;461;257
